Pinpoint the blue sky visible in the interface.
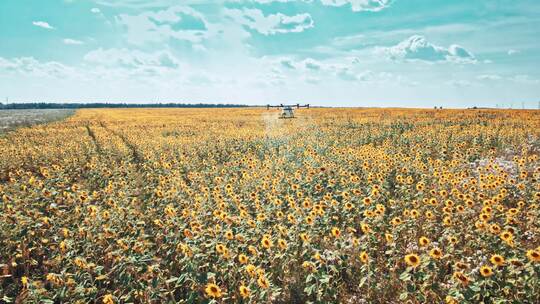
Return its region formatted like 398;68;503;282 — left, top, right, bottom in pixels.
1;0;539;107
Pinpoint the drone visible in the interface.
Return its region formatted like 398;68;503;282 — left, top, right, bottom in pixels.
266;104;310;119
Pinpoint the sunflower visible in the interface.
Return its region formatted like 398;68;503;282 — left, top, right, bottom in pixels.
391;217;402;226
480;265;493;277
509;259;524;267
331;227;341;238
205;283;223;298
257;275;270;289
359;251;369;264
238;254;248;264
363;197;372;205
261;237;272;249
418;237;430;247
246;264;257;277
404;254;421;268
500;231;513;242
429;248;442;259
489;224;501;234
21;276;28;288
278;239;287;250
490;254;505;266
361;223;371;234
302;261;316;272
300;233;310;243
453;272;470;285
239;285;250;298
216;243;226;254
305;216;314;225
102;294;114;304
526;250;540;262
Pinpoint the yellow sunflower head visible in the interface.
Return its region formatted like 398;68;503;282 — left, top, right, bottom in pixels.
205;283;222;298
404;254;421;268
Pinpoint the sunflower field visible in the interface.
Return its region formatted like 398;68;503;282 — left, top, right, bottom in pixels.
1;108;539;304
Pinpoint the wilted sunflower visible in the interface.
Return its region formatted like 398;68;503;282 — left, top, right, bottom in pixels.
453;272;470;285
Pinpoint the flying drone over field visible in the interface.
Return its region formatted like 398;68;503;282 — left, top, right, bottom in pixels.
266;104;310;119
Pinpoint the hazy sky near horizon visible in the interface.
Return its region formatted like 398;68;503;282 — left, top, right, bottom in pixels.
1;0;539;108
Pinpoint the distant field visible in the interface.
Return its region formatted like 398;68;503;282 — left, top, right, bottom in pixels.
0;109;74;134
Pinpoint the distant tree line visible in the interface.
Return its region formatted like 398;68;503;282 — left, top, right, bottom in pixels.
0;102;250;110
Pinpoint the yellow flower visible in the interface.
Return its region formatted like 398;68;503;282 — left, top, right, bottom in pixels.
490;254;505;266
453;271;470;285
359;251;369;264
246;264;257;277
404;254;421;268
429;248;442;259
205;283;223;298
103;294;114;304
418;236;430;247
526;249;540;262
257;275;270;289
480;265;493;277
302;261;316;272
331;227;341;238
500;231;513;242
21;276;28;288
261;237;273;249
239;285;250;298
278;239;287;250
238;254;248;264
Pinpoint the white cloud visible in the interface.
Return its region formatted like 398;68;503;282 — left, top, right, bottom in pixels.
507;49;519;55
379;35;476;63
63;38;85;45
446;79;473;87
224;8;314;35
510;74;540;84
116;6;210;45
0;56;74;79
84;48;181;69
32;21;55;30
320;0;393;12
91;7;101;13
477;74;501;81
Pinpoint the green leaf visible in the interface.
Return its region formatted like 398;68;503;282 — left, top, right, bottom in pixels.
399;292;408;300
399;271;411;281
320;275;331;284
359;276;368;287
166;276;178;284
